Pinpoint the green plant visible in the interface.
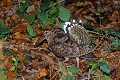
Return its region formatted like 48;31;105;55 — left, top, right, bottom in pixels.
59;64;79;80
87;58;111;80
10;57;20;71
111;39;120;49
99;58;110;74
16;0;70;38
0;19;11;38
4;50;15;56
0;69;7;80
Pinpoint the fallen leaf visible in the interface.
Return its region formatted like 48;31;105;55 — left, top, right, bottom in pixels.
11;14;21;24
4;17;11;26
7;70;16;79
41;43;48;48
3;56;13;69
32;60;40;68
0;40;5;60
19;54;25;63
11;22;28;33
12;48;18;53
35;68;47;79
13;32;30;42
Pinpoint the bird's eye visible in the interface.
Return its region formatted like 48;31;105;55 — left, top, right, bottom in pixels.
44;31;49;36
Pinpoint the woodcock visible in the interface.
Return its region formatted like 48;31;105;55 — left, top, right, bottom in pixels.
44;20;91;67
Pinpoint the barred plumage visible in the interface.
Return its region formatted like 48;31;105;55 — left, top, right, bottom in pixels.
63;20;90;46
44;28;91;67
34;19;92;68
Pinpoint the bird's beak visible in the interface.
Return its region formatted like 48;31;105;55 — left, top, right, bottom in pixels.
34;38;47;47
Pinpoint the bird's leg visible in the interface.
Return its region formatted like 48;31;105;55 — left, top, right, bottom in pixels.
61;57;69;63
76;57;80;68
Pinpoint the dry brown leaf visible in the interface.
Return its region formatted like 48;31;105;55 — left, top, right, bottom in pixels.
115;65;120;78
41;43;48;48
0;40;5;60
11;22;28;33
12;47;19;53
93;51;101;58
84;15;96;23
13;32;30;42
76;1;84;7
11;14;21;24
84;1;93;6
35;68;47;79
4;17;11;26
0;53;5;60
6;0;13;5
95;39;100;45
100;49;110;57
7;70;17;79
66;4;75;11
3;56;13;69
109;10;119;21
0;0;13;6
13;32;21;39
19;54;25;63
32;60;40;68
26;5;35;13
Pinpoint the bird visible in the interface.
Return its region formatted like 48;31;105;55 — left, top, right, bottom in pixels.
43;28;91;68
63;20;90;46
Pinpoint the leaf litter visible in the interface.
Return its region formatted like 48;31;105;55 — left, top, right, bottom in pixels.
0;0;120;79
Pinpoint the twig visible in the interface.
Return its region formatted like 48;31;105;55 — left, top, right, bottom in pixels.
90;34;106;53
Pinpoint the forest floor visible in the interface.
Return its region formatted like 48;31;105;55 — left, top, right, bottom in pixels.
0;0;120;80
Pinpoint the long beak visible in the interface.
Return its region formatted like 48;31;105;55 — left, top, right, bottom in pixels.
34;38;47;47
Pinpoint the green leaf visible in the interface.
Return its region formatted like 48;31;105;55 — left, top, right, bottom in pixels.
18;1;29;13
12;58;16;62
100;75;111;80
103;7;108;12
4;49;14;56
94;28;103;34
0;35;9;38
92;69;98;76
40;0;50;11
118;2;120;9
37;11;48;24
0;70;7;80
59;22;66;29
27;35;33;39
12;57;19;67
46;17;56;25
96;12;101;15
87;59;96;68
61;66;67;74
83;23;94;30
111;39;120;48
10;66;16;71
64;74;75;80
49;7;58;16
92;64;98;70
0;27;11;35
16;10;25;18
27;14;35;24
19;7;25;13
59;7;70;21
68;65;79;74
14;61;19;67
27;24;36;37
0;69;5;74
104;28;120;38
99;59;110;74
22;1;29;9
